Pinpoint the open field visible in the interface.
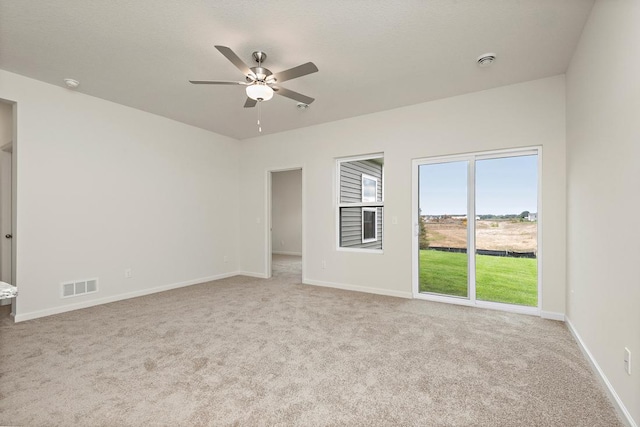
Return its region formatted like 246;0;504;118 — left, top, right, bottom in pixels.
419;250;538;306
425;219;537;252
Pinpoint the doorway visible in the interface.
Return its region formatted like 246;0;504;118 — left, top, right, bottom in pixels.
0;100;15;312
268;168;303;280
412;148;540;315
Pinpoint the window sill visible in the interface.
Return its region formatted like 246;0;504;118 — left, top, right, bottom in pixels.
337;247;384;255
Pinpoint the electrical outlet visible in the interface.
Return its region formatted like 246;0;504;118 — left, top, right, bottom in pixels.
223;256;228;263
281;240;285;247
321;260;326;269
124;268;132;279
624;348;631;375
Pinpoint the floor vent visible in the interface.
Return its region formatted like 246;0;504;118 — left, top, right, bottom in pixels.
61;278;98;298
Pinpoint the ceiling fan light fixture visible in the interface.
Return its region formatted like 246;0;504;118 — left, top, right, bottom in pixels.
246;83;274;101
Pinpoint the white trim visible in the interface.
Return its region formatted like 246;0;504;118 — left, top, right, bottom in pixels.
475;148;539;160
414;291;473;306
14;272;239;322
536;146;543;311
303;278;412;299
238;271;269;279
336;152;384;163
411;159;419;298
337;247;384;254
272;251;302;256
476;299;539;316
413;291;541;317
468;158;476;303
338;201;384;208
566;318;638;427
540;311;565;321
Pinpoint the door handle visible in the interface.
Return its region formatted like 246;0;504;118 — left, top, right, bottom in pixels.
5;234;12;239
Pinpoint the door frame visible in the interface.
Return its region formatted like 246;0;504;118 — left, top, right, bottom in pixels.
412;146;542;316
265;166;304;279
0;99;17;317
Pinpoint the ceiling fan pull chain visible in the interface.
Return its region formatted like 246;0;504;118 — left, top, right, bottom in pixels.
258;101;262;133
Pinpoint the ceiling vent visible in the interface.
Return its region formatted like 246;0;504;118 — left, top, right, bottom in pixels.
476;53;497;67
63;78;80;89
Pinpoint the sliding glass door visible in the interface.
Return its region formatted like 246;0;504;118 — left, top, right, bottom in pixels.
418;160;469;298
413;149;540;313
475;155;538;306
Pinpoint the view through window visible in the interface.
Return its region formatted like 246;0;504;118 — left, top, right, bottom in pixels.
417;151;538;307
338;156;384;250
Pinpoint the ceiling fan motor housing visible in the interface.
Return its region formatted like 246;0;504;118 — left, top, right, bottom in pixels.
247;66;273;83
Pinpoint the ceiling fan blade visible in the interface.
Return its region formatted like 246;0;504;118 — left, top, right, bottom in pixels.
215;45;255;78
272;86;315;104
273;62;318;83
189;80;247;85
244;98;257;108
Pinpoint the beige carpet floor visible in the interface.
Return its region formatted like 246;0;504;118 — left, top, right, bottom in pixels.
0;255;623;426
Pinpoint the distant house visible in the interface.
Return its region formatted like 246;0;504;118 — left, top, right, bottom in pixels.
528;213;538;221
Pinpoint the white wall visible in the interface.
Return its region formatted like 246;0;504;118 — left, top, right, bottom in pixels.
271;169;302;256
239;76;567;314
0;70;240;321
566;0;640;423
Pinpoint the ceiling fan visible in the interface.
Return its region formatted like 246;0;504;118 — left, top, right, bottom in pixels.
190;45;318;108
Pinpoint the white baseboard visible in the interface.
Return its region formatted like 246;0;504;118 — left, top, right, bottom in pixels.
540;310;565;321
237;271;269;279
14;271;239;323
303;278;412;299
566;317;637;427
272;251;302;256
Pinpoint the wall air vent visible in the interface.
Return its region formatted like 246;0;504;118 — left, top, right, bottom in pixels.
61;278;98;298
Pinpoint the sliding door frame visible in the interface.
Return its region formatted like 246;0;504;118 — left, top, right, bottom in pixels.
412;146;542;316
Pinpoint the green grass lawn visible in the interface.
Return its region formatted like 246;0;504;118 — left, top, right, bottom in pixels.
419;250;538;306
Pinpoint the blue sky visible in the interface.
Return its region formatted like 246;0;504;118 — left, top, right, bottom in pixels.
419;155;537;215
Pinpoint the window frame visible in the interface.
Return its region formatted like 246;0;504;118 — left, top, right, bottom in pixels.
336;153;384;253
411;146;542;316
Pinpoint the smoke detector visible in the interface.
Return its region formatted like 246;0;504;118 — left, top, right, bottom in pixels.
63;78;80;89
476;53;497;67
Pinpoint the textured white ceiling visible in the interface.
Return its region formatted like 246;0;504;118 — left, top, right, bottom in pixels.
0;0;594;140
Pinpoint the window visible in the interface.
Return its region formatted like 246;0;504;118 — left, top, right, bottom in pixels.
337;154;384;250
362;208;377;242
361;175;378;202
